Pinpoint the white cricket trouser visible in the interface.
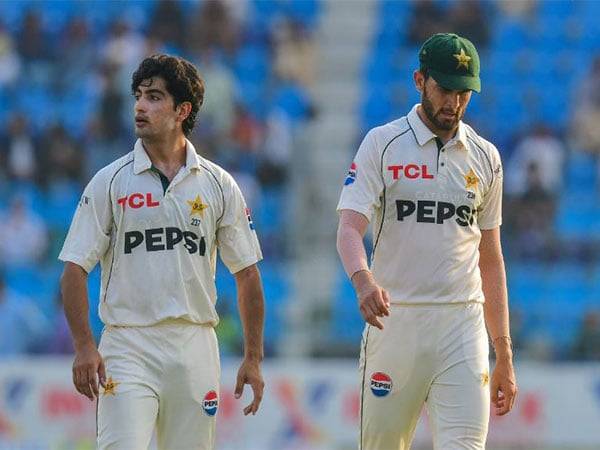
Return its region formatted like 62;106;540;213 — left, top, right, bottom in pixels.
359;302;490;450
97;319;220;450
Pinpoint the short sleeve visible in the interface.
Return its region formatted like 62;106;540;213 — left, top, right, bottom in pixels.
58;171;113;273
478;146;503;230
217;174;263;274
336;130;384;221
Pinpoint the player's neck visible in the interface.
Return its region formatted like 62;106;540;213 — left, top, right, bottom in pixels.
141;134;187;177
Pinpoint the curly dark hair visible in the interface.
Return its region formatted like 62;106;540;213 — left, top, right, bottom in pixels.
131;54;205;136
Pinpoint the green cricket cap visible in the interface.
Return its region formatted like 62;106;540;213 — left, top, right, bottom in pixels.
419;33;481;93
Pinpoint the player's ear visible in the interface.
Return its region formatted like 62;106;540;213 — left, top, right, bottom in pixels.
176;101;192;122
414;70;425;93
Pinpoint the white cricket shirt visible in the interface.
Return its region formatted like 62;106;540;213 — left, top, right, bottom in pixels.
59;139;262;327
337;104;503;304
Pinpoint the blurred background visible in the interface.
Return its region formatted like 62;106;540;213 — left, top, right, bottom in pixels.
0;0;599;449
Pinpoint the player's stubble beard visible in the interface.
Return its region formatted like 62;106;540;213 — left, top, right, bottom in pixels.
135;125;168;147
421;84;465;132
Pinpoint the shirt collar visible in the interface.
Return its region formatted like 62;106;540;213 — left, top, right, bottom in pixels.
406;104;468;150
133;138;201;175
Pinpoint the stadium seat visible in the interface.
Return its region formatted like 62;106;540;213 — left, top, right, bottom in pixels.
235;79;268;119
285;0;321;29
565;152;598;186
491;18;532;52
248;0;282;29
361;86;393;130
331;267;364;342
234;44;270;85
271;82;312;124
43;181;81;229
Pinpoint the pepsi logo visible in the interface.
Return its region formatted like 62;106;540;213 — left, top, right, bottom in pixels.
202;390;218;416
370;372;392;397
345;162;357;185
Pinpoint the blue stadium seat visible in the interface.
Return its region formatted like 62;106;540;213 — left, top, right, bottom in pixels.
538;0;577;18
539;94;568;127
4;264;56;317
491;18;532;52
555;208;594;239
532;16;573;53
285;0;321;29
249;0;282;29
379;0;410;23
559;191;598;214
260;261;289;304
546;314;580;351
562;152;598;202
373;25;400;55
5;266;42;298
253;189;284;235
7;183;45;211
215;259;288;343
59;98;96;138
234;44;270;85
15;88;55;131
361;86;393;130
33;0;75;34
271;82;311;124
507;263;548;305
86;266;103;339
43;181;80;229
364;46;400;85
261;261;289;341
545;264;590;303
581;0;600;20
235;79;267;119
0;0;28;32
331;267;364;342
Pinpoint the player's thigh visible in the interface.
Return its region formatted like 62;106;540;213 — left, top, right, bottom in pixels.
359;322;428;450
98;326;161;450
427;326;490;449
427;364;489;450
156;326;220;450
97;380;159;450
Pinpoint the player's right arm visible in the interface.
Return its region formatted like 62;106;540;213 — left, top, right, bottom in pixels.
61;262;106;401
336;129;390;330
59;168;114;401
337;210;390;330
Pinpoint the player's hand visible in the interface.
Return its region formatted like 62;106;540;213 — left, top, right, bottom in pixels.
72;343;106;402
234;358;264;416
352;270;390;330
490;356;517;416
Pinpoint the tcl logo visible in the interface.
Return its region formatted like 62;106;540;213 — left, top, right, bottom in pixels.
388;164;434;180
118;193;160;209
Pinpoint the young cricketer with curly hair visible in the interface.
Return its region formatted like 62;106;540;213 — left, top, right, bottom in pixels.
59;54;265;449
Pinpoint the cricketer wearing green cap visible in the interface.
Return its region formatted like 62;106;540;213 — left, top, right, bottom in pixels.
336;32;516;449
419;32;481;93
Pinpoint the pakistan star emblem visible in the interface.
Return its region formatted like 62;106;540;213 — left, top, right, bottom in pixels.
464;168;479;189
103;377;120;396
187;195;208;217
480;371;489;386
454;48;471;70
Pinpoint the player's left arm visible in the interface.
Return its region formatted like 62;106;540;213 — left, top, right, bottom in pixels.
479;227;517;416
233;263;265;416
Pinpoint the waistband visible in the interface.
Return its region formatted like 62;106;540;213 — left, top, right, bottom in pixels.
390;300;483;308
104;317;213;330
